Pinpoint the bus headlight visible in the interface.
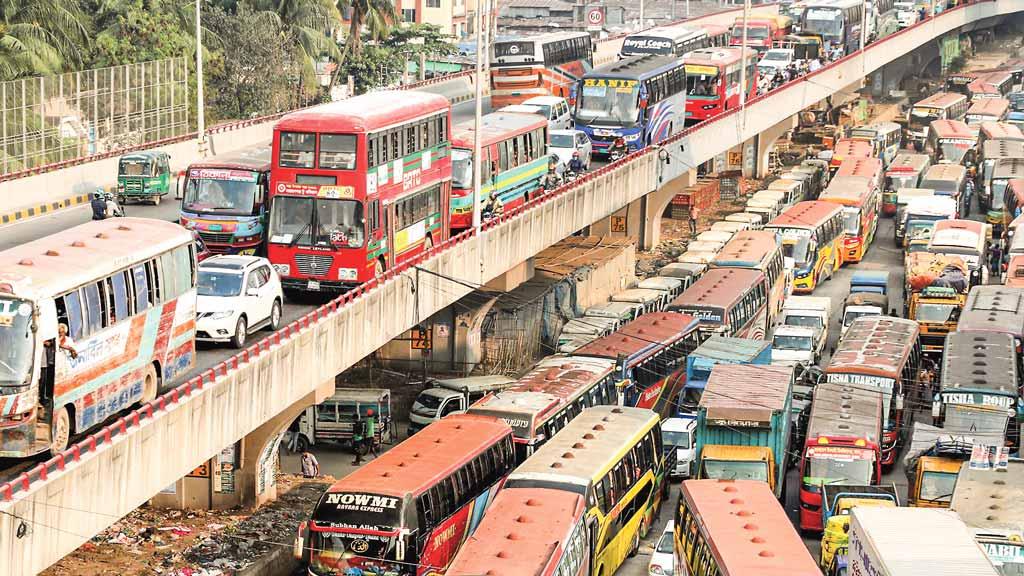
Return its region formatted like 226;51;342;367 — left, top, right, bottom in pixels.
273;264;291;276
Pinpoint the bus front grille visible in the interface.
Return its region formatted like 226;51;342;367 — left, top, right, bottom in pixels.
295;254;334;277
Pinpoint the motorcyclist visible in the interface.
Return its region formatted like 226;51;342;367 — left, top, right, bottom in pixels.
90;189;107;220
104;191;123;218
568;151;586;174
609;136;627;158
482;192;504;220
544;161;562;189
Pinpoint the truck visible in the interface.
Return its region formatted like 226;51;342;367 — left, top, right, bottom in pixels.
902;422;987;509
694;363;794;498
773;296;831;366
951;460;1024;571
899;195;958;249
294;388;393;453
819;483;899;573
676;336;772;416
848;507;1001;576
841;271;890;338
662;416;698;478
407;375;516;436
904;252;969;354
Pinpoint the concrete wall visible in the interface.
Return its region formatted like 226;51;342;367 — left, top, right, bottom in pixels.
0;2;1014;572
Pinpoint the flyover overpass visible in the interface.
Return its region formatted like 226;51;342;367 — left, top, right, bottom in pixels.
0;2;1020;573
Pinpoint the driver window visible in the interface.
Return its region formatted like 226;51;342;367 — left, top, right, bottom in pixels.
440;400;461;417
317;404;337;423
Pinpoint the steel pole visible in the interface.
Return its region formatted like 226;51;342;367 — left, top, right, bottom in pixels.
195;0;206;146
472;0;485;231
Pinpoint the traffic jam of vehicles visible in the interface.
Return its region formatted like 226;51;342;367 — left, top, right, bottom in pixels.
2;1;1021;576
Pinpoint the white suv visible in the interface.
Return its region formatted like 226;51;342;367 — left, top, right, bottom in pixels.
197;255;283;348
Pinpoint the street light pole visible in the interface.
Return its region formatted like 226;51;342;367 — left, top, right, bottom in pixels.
861;0;869;51
195;0;206;148
640;0;645;30
471;0;486;231
738;0;750;109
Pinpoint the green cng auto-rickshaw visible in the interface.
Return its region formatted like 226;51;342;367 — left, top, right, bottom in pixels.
117;150;171;204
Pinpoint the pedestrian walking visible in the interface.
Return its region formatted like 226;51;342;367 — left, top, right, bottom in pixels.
990;240;1003;279
300;451;320;478
352;413;368;465
688;207;699;235
365;409;380;458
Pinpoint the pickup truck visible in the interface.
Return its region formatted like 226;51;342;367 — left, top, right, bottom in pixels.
408;375;516;436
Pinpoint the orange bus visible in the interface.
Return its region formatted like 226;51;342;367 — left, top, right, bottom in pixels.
766;201;845;293
836;156;884;193
819;175;880;263
294;414;515;576
710;230;788;325
965;98;1010;127
675;479;820;576
446;489;589;576
828;139;874;175
490;32;593;107
825;316;922;468
667;268;769;341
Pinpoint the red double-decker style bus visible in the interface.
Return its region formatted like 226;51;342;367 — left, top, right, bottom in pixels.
294;414;515;575
825;316;921;467
798;381;883;532
268;91;451;293
681;46;758;126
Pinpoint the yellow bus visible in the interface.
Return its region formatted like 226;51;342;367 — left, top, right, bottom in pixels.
765;201;845;293
504;406;666;576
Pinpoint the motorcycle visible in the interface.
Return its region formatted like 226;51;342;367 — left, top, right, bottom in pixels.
564;169;580;183
543;173;563;191
104;193;125;218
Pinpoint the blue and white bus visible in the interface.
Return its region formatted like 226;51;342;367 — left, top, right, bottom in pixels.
572;55;688;155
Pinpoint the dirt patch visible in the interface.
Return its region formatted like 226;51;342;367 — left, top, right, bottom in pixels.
43;474;332;576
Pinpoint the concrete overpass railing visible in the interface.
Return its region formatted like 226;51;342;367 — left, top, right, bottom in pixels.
0;2;1017;573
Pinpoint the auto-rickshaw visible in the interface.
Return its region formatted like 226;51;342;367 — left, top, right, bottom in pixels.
117;150;172;205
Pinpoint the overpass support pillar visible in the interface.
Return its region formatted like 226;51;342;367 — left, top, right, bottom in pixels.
587;169;696;251
754;115;799;178
150;378;335;511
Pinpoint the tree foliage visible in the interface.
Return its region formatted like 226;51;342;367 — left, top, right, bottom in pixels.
0;0;90;80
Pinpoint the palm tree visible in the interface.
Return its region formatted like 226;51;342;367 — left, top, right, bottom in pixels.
0;0;90;80
336;0;396;58
244;0;342;76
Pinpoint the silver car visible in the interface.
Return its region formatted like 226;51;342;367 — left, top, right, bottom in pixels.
548;129;592;175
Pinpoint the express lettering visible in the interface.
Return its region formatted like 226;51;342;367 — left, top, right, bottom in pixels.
826;373;895;389
327;493;400;510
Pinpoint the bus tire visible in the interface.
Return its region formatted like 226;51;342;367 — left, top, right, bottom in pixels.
374;257;386;278
141;364;159;404
50;405;72;454
628;531;640;558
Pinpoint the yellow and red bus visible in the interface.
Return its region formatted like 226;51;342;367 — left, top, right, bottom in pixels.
268;91;452;293
675;479;820;576
667;267;769;340
710;230;788;324
449;111;548;231
681;46;758;125
446;488;589;576
573;312;700;414
294;414;515;575
826;316;921;468
819;174;880;263
502;406;668;576
766;201;845;293
490;32;593;107
467;355;619;462
798;381;883;531
0;218;197;457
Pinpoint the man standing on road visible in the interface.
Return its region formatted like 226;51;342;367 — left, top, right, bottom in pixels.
352;413;368;466
688;207;700;235
990;240;1004;280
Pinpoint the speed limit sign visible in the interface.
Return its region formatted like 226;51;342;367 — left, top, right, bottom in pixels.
587;7;605;27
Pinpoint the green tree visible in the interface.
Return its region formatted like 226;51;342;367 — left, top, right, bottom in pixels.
336;0;395;58
243;0;341;80
85;0;194;68
382;23;456;60
0;0;90;80
205;6;304;120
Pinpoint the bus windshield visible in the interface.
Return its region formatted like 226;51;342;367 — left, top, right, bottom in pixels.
909;108;941;131
937;141;972;164
576;82;639;126
919;471;957;504
803;7;843;36
781;235;813;268
731;25;770;40
269;197;365;248
452;149;473;189
992;178;1012;207
806;453;873;485
0;297;33;386
842;207;861;235
184;174;260;216
686;71;721;100
703;459;769;482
